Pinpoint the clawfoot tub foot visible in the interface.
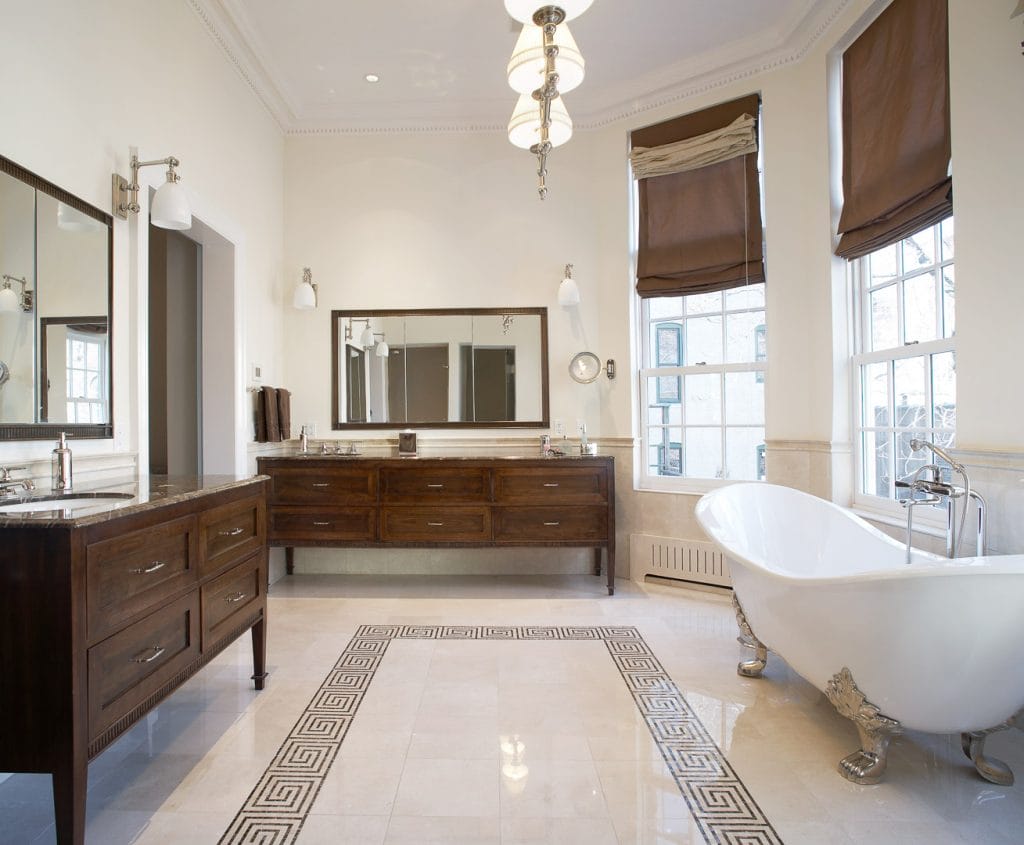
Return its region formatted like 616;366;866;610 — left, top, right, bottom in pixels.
960;708;1023;785
732;594;768;678
826;667;902;785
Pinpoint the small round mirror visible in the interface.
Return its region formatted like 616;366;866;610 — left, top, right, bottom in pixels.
568;351;602;384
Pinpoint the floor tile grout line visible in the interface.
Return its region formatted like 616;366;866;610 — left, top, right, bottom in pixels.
217;624;784;845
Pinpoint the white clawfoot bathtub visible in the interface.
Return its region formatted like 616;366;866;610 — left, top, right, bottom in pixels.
695;482;1024;785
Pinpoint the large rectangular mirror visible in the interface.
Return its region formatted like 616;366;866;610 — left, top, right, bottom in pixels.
0;155;113;440
331;308;548;429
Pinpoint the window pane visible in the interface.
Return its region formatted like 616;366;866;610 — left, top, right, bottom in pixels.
725;372;764;425
648;375;681;405
862;362;889;427
861;431;891;498
903;228;936;269
648;297;683;320
725;284;764;310
685;292;721;315
941;266;955;338
725;427;765;481
895;430;933;484
869;285;898;351
70;340;86;367
869;242;899;284
893;356;926;428
725;311;764;364
932;351;956;431
940;216;954;261
684;373;721;425
71;370;85;398
647;403;681;427
684;315;723;365
648;428;682;476
903;272;938;344
86;343;99;370
684;428;721;478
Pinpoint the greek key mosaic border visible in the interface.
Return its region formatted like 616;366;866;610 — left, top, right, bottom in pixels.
219;625;782;845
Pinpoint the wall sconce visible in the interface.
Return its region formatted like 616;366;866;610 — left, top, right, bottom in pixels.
0;275;33;313
557;263;580;306
112;153;192;230
292;267;318;310
373;333;390;358
344;317;376;349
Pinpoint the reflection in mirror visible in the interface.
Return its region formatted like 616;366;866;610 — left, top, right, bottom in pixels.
0;154;112;439
332;308;548;429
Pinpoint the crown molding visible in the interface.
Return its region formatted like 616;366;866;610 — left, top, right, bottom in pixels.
191;0;851;137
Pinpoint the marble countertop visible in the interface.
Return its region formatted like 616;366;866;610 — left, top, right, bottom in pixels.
256;448;607;461
0;474;267;527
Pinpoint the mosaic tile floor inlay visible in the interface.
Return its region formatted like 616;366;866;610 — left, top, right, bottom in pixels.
219;625;782;845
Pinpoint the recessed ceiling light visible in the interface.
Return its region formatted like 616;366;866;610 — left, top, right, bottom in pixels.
364;73;380;83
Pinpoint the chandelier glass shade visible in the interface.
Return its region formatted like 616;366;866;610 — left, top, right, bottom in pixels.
504;0;594;24
506;22;584;95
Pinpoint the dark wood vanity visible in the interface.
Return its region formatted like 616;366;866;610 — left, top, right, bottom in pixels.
257;455;616;593
0;476;268;845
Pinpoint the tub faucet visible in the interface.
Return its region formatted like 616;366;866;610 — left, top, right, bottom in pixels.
909;439;973;557
901;491;941;564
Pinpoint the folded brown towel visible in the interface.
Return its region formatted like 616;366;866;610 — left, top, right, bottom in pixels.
277;388;291;441
254;388;268;442
262;386;280;442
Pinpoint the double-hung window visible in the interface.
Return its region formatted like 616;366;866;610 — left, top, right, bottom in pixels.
639;284;766;488
852;218;955;507
66;328;108;423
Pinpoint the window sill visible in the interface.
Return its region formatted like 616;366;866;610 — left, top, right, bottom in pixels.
636;477;763;497
851;503;947;539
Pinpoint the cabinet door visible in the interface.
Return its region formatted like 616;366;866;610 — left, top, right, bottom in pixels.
380;467;490;503
202;552;264;651
494;466;608;505
268;465;377;505
86;514;198;641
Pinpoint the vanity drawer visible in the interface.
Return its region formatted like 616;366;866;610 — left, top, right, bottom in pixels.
202;552;264;649
494;467;609;505
380;467;491;503
86;514;198;641
493;506;608;542
87;591;200;740
269;507;377;541
381;506;491;542
199;493;265;578
268;466;377;505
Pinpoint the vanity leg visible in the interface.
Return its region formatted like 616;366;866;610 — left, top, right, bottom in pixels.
606;545;615;595
285;546;294;575
593;548;602;576
52;753;87;845
251;617;268;691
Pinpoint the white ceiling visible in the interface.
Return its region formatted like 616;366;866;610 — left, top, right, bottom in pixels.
191;0;850;133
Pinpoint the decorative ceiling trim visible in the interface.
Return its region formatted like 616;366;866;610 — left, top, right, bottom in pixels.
191;0;851;137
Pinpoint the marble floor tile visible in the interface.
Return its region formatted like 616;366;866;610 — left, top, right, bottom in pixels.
2;574;1023;845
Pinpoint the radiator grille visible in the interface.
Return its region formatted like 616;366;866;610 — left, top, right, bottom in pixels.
629;533;731;588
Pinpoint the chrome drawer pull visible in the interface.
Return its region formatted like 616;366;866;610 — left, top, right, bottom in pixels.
543;521;561;526
225;591;247;603
131;646;165;664
543;483;560;487
130;561;166;575
426;483;444;489
311;482;331;488
312;521;331;526
427;521;444;527
218;527;245;537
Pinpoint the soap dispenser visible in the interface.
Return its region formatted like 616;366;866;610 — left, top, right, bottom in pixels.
52;431;73;491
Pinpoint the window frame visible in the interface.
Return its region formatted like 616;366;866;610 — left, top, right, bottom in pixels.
850;218;955;523
637;287;767;493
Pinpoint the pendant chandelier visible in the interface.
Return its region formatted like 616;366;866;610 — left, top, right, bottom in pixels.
504;1;593;199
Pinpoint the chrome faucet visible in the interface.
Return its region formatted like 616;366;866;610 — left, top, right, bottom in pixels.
0;466;35;497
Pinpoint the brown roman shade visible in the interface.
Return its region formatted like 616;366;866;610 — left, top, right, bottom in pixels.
835;0;951;260
631;93;763;298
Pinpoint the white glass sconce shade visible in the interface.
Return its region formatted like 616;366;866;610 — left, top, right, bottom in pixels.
507;22;584;94
359;325;375;348
150;179;192;230
375;339;389;358
292;281;317;310
504;0;593;24
0;285;18;313
558;264;580;306
508;93;572;150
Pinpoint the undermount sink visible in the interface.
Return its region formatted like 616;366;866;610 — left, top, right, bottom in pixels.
0;492;135;515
